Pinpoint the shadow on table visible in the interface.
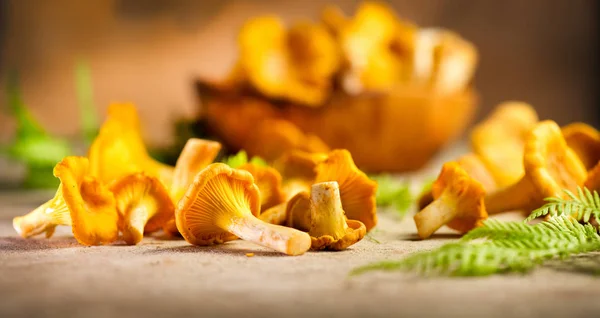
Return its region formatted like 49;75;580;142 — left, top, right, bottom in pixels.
143;244;287;257
402;233;463;241
0;236;79;251
544;252;600;276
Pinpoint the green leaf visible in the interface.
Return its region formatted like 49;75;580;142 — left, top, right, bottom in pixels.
371;174;413;219
222;150;267;169
525;187;600;223
352;215;600;277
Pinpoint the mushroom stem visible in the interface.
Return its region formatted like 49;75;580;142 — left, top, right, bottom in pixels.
414;191;459;239
227;215;311;256
484;177;536;215
122;204;150;245
309;182;348;239
13;190;71;238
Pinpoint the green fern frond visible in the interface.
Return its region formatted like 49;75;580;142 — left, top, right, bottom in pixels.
222;150;267;169
352;216;600;277
525;187;600;223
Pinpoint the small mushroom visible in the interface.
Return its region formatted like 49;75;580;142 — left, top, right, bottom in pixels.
414;162;487;239
14;156;119;246
238;163;285;211
110;173;175;245
338;2;413;93
314;149;378;231
175;163;311;256
562;122;600;170
88;103;174;186
274;150;328;199
238;16;338;106
13;188;71;239
285;191;311;231
416;153;496;210
471;101;539;187
412;28;477;94
308;182;366;250
54;156;120;246
170;138;222;202
163;138;222;236
485;120;587;215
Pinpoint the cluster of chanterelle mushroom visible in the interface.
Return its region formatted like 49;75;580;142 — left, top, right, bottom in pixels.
13;104;377;255
414;101;600;239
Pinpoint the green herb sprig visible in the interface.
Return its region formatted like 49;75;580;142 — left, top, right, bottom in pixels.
525;187;600;223
351;215;600;277
222;150;267;168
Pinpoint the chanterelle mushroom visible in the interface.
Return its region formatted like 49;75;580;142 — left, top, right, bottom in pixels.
111;173;175;245
14;156;119;246
285;191;311;232
175;163;311;256
485;120;587;215
417;153;496;210
314;149;378;231
414;162;487;239
238;163;285;211
238;16;339;106
274;150;328;200
562;122;600;170
471;101;539;187
308;182;366;250
13;187;71;239
88;103;173;186
163;138;222;236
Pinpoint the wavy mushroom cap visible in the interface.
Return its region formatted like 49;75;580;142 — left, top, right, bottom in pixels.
175;163;261;245
471;101;539;187
88;103;173;186
54;156;119;246
412;28;477;94
239;16;338;106
285;191;311;231
339;2;414;94
415;162;487;238
111;173;175;245
274;150;328;199
171;138;222;202
419;153;495;211
524;120;588;200
238;163;285;211
13;188;71;239
562;122;600;170
308;182;366;251
315;149;377;231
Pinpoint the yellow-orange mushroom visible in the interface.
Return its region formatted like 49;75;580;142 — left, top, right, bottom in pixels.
485;121;587;215
562;122;600;170
111;173;175;245
414;162;487;239
308;182;366;250
88;103;173;186
175;163;311;255
471;101;539;187
14;157;119;246
314;149;378;231
238;163;285;211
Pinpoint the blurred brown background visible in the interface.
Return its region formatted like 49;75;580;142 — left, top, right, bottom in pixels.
0;0;598;147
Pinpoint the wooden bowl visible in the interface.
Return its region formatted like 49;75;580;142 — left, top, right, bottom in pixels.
196;81;477;173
